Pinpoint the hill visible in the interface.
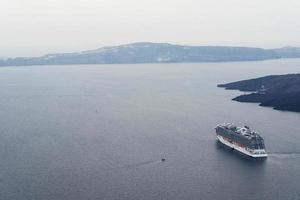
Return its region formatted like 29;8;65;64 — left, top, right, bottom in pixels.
1;42;300;66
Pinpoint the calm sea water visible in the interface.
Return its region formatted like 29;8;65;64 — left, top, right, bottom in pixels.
0;59;300;200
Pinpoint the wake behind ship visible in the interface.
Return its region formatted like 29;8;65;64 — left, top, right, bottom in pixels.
215;123;267;158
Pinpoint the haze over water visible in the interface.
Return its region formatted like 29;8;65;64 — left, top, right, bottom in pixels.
0;59;300;200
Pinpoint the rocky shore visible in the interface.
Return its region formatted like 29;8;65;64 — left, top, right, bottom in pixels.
218;74;300;112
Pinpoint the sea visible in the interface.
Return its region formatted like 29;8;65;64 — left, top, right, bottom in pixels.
0;59;300;200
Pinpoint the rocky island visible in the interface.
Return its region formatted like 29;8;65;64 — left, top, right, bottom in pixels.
218;74;300;112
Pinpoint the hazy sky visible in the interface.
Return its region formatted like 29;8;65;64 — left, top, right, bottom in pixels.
1;0;300;57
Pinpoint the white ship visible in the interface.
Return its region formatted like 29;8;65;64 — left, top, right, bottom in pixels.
215;123;267;158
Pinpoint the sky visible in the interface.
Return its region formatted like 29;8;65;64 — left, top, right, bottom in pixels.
1;0;300;57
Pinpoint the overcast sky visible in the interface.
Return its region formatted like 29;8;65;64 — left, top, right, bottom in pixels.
1;0;300;57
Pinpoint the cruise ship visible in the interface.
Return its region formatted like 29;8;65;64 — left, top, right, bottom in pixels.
215;123;267;158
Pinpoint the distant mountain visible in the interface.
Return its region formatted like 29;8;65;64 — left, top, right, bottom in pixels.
1;42;300;66
271;46;300;58
218;74;300;112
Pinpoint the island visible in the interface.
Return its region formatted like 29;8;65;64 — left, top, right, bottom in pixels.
218;74;300;112
0;42;300;66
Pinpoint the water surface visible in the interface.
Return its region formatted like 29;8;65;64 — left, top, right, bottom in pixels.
0;59;300;200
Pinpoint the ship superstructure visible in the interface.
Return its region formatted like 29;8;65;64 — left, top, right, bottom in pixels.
215;123;267;158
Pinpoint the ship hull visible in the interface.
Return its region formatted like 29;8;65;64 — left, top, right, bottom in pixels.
216;135;268;158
